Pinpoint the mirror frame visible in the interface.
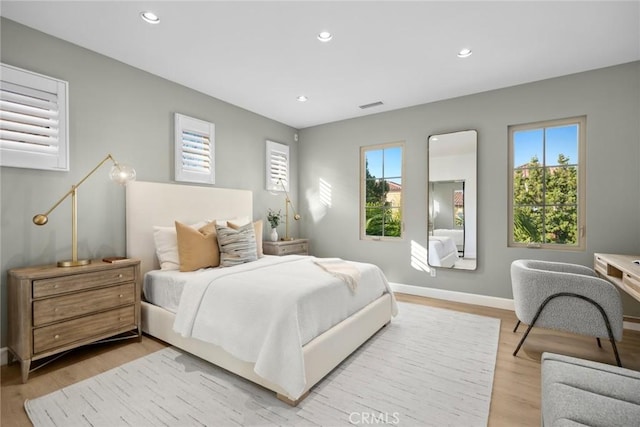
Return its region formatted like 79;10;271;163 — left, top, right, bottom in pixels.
427;130;477;270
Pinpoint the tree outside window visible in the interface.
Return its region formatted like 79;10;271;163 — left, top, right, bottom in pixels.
509;117;585;249
361;143;404;239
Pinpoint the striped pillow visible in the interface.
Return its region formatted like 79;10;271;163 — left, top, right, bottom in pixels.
215;222;258;267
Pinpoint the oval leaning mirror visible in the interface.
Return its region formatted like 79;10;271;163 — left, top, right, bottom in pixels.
427;130;477;270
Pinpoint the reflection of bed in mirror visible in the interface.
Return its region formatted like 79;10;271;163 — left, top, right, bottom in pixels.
427;129;477;270
428;236;459;268
433;228;464;255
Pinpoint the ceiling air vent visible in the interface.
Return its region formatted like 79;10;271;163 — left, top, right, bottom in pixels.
359;101;384;110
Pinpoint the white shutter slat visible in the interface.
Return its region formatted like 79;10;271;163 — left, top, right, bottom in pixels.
0;100;59;119
0;129;58;146
0;139;58;154
0;87;58;110
0;119;59;138
0;110;59;128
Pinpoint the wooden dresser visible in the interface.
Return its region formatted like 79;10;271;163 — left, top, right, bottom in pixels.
7;258;141;383
263;238;309;256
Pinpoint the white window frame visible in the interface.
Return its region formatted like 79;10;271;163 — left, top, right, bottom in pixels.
174;113;215;184
266;140;290;192
508;116;586;250
0;63;69;171
360;141;405;241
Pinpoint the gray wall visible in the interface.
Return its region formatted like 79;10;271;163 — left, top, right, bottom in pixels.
299;61;640;316
2;19;639;352
0;19;298;347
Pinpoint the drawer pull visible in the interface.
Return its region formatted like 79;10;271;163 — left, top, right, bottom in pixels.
118;274;123;278
54;334;60;340
53;284;59;289
54;308;59;312
119;294;124;298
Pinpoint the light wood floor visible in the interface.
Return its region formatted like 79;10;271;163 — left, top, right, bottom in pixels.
2;293;639;427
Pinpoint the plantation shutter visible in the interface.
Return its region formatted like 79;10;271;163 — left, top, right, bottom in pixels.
266;140;289;191
174;113;215;184
0;63;68;171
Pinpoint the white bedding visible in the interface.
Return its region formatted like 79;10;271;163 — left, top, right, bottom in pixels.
144;269;192;313
163;255;396;399
433;228;464;249
428;236;460;267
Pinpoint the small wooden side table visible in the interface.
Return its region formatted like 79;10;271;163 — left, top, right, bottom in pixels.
263;238;309;256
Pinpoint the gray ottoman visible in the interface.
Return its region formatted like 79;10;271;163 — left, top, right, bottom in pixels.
541;353;640;426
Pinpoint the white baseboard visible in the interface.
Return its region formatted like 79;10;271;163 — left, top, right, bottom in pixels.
390;282;640;332
1;347;8;366
623;319;640;332
390;282;515;311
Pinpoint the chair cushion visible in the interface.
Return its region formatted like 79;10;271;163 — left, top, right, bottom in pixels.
542;353;640;427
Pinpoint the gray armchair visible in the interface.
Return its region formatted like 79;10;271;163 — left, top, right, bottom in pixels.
510;259;623;366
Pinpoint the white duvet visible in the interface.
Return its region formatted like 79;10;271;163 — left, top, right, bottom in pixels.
173;255;397;399
428;236;460;266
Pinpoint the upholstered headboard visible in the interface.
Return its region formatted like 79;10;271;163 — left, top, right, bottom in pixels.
125;181;253;275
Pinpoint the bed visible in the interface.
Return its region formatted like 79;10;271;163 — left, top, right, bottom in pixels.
428;236;459;268
125;181;396;405
433;228;464;254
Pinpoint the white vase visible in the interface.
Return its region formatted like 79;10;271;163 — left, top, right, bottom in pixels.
270;228;278;242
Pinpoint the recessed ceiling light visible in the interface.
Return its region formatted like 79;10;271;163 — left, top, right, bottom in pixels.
457;48;472;58
297;95;308;102
317;31;333;42
140;11;160;24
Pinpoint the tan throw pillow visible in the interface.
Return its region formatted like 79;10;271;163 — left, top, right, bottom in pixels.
175;221;220;272
229;219;264;257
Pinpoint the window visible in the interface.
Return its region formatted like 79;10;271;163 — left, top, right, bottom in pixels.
0;63;69;171
174;113;214;184
361;142;404;239
265;140;290;192
508;116;586;250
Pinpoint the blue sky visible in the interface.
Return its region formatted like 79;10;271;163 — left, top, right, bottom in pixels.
365;146;402;183
514;124;578;167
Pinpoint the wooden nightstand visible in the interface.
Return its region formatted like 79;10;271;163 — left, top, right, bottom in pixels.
263;238;309;256
7;258;141;383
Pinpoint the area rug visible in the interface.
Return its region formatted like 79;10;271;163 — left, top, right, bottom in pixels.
25;302;500;426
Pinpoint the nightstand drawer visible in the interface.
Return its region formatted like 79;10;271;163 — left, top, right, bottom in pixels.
33;266;135;298
263;239;309;256
33;283;136;326
279;242;308;255
33;305;135;354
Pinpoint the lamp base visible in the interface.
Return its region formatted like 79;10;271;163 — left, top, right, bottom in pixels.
57;259;91;267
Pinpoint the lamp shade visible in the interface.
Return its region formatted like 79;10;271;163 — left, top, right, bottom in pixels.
109;163;136;185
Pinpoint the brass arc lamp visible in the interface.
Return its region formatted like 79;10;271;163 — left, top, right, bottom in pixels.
33;154;136;267
277;178;301;241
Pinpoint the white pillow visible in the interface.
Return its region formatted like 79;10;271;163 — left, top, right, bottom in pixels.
215;216;250;227
153;221;208;270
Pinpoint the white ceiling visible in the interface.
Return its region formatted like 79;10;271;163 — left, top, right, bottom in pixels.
2;1;639;129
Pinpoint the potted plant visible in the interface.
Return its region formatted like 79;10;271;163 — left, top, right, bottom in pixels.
267;209;281;241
